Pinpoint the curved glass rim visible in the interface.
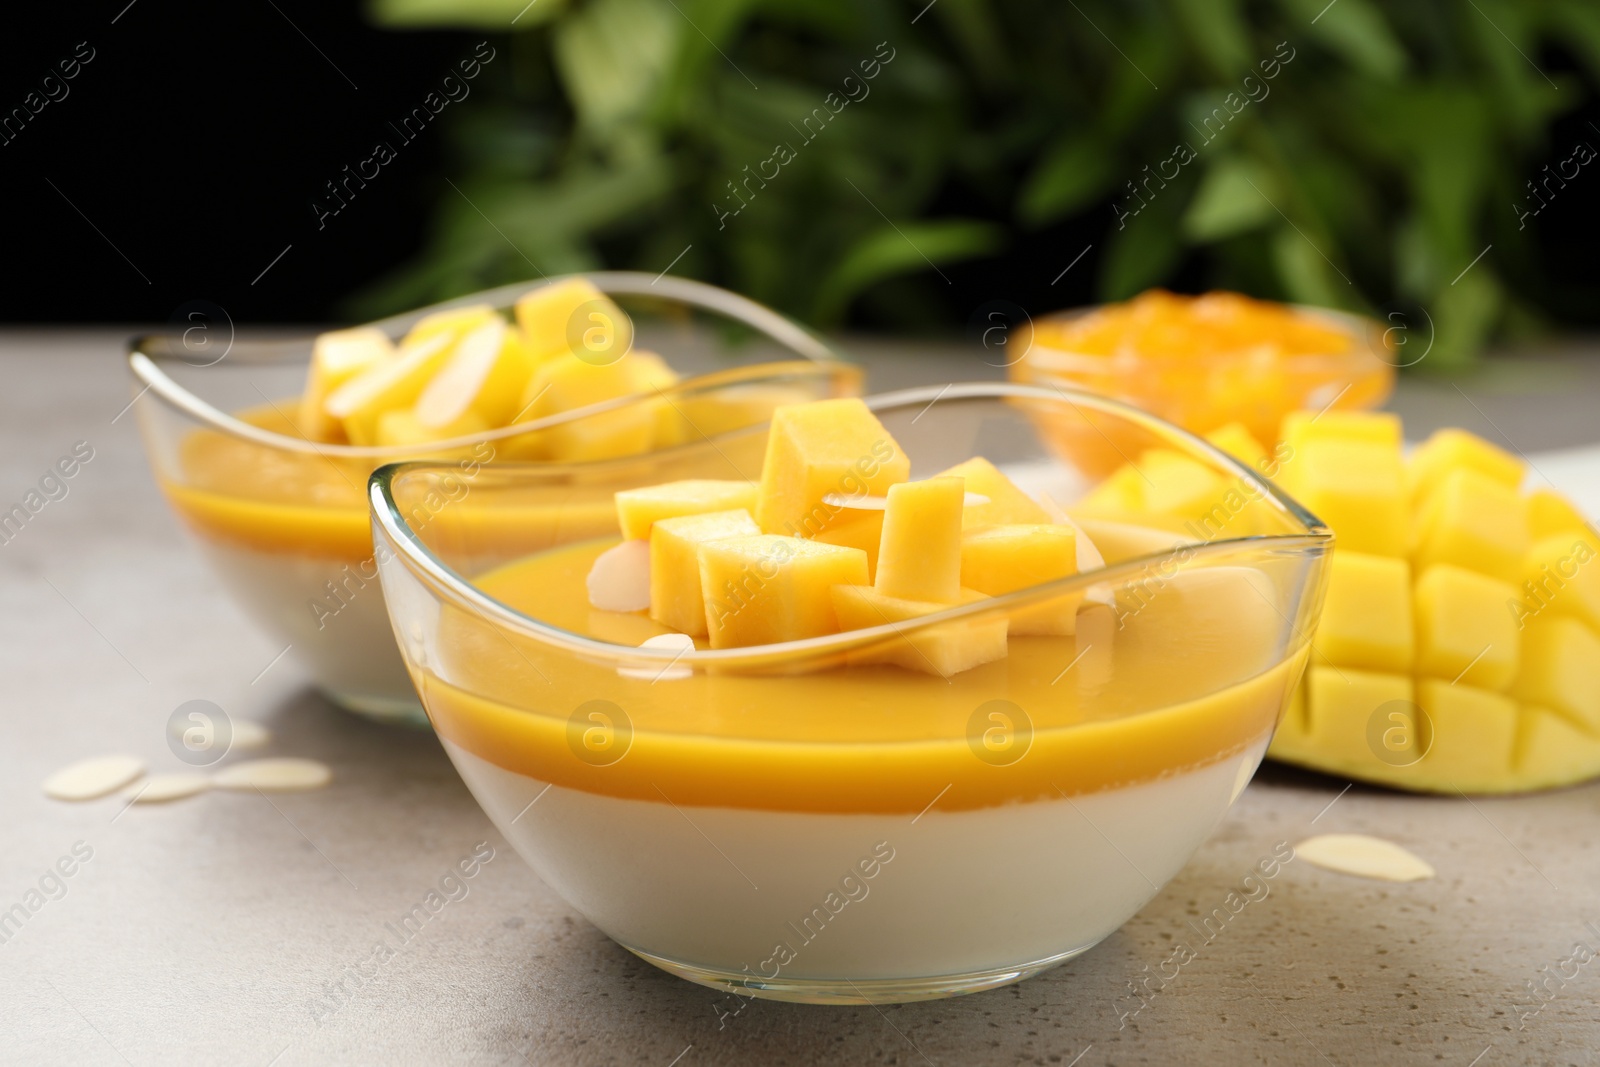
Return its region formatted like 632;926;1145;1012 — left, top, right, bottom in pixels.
369;380;1333;671
126;271;854;461
1021;303;1395;372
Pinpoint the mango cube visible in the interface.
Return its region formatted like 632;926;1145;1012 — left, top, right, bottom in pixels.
1319;552;1413;672
812;508;886;580
374;408;488;449
1138;449;1227;521
299;326;393;442
698;535;868;648
1306;666;1417;767
519;351;667;461
1411;468;1529;584
1528;487;1589;541
1518;534;1600;633
414;317;539;430
1280;438;1406;556
1281;409;1402;453
650;509;759;636
1515;705;1600;786
1416;679;1516;781
515;278;633;363
959;524;1080;635
1407;428;1524;506
1204;421;1268;470
1512;616;1600;732
936;457;1050;527
404;304;498;348
875;477;965;604
831;585;1008;678
615;480;758;541
1074;463;1146;518
324;331;455;446
755;398;910;536
1412;564;1519;690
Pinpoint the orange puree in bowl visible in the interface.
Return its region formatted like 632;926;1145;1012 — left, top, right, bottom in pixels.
417;538;1306;814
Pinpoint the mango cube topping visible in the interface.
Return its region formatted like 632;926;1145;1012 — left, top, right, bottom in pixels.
1318;552;1413;673
1406;428;1524;505
1280;437;1406;556
698;535;868;649
874;476;965;604
1411;467;1529;585
298;326;394;442
1412;564;1519;691
650;509;760;637
615;480;759;541
755;398;910;536
590;402;1105;675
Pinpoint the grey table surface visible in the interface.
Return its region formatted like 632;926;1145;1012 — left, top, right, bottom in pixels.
4;328;1600;1067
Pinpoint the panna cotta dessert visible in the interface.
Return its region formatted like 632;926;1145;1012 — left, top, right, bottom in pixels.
373;384;1330;1002
129;275;855;722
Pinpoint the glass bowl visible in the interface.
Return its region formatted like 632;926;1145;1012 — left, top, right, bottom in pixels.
128;273;859;725
368;382;1331;1003
1010;302;1395;477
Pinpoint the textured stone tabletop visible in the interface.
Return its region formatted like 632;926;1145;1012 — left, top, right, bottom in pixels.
3;329;1599;1066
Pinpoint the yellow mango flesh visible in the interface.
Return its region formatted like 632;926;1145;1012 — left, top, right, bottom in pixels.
936;457;1051;527
515;278;633;363
324;332;456;446
615;480;759;541
830;586;1008;678
755;398;910;537
405;304;498;348
811;508;886;581
1246;416;1600;793
518;351;672;461
959;524;1080;635
650;509;759;637
1204;421;1268;470
374;408;489;449
298;326;393;443
698;534;868;648
1281;438;1406;556
414;318;540;430
874;477;964;604
1412;468;1529;584
1318;551;1413;673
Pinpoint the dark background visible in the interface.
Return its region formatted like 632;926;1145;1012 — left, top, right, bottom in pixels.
3;0;1598;330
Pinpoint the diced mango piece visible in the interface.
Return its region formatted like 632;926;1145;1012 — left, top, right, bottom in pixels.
1138;449;1227;521
1074;463;1146;518
1204;421;1268;470
1512;616;1600;732
812;508;886;580
959;524;1081;635
1517;534;1600;633
1412;564;1519;690
755;398;910;536
1411;468;1529;584
324;332;455;446
936;457;1051;527
1515;705;1600;787
1407;428;1524;506
650;509;759;637
414;317;539;430
1416;679;1517;782
515;278;633;364
1280;410;1402;453
615;480;759;541
374;408;488;449
831;586;1008;678
404;304;498;348
1319;552;1413;673
1528;487;1589;540
1305;666;1417;768
299;326;394;442
519;351;669;461
875;477;965;604
698;535;868;648
1280;438;1405;556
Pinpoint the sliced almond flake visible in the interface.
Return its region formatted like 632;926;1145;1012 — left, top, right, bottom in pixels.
229;720;271;751
130;773;212;804
618;632;696;682
213;758;332;793
821;492;990;511
1294;833;1435;883
587;539;651;612
43;755;146;801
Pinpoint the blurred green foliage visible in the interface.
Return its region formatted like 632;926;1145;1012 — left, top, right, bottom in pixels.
358;0;1599;365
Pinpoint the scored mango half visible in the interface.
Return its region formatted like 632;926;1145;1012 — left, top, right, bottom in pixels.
1086;411;1600;793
